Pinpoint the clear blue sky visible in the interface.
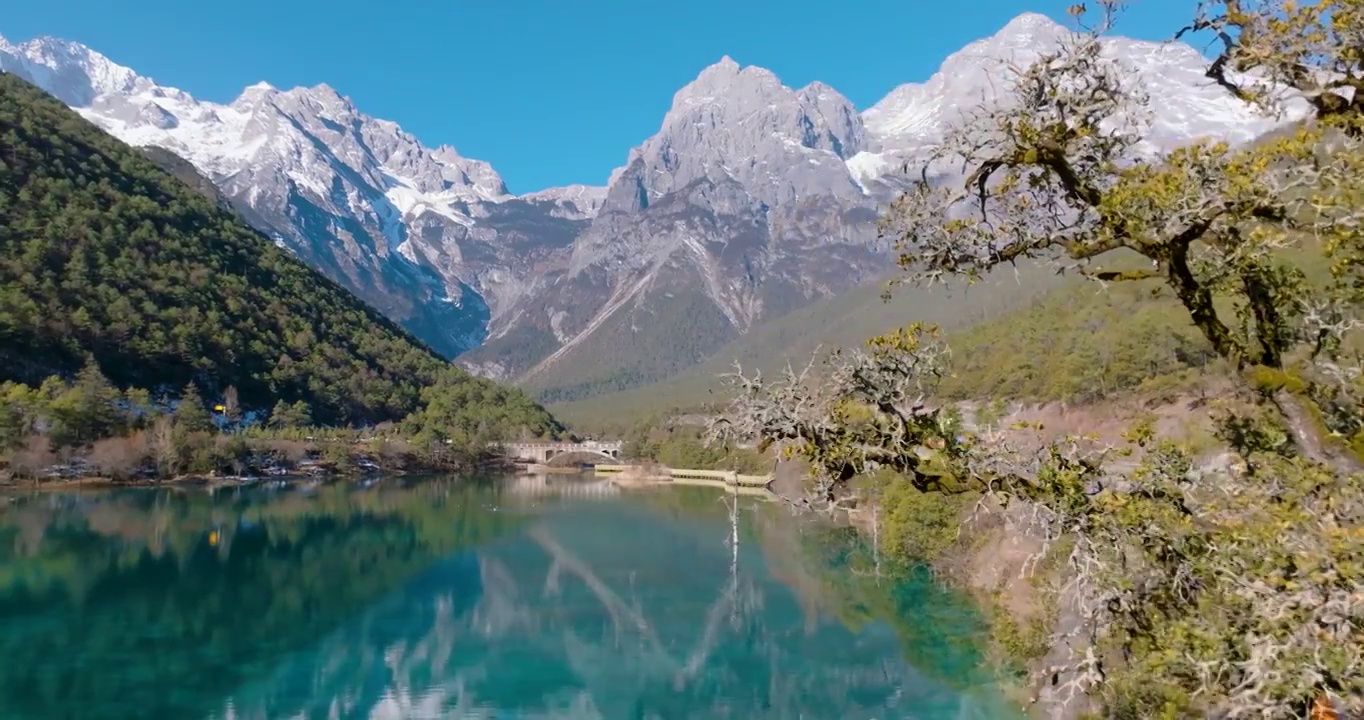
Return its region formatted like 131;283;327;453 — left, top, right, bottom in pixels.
4;0;1207;194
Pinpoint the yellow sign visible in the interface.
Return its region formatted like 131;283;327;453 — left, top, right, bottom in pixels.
214;405;226;412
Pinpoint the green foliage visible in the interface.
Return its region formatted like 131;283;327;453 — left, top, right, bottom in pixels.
1212;403;1294;458
652;437;766;474
712;324;976;499
1246;366;1309;395
938;280;1220;403
267;400;312;430
853;468;968;560
622;420;768;473
0;369;561;481
46;359;125;448
173;383;214;434
401;368;565;453
1069;432;1363;716
989;606;1052;677
321;441;352;470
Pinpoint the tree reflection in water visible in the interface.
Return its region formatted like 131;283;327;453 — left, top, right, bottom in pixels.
0;480;1021;719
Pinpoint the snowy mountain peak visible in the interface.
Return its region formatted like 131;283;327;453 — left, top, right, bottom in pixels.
234;81;279;104
299;82;346;104
0;31;515;204
0;34;146;106
975;11;1074;56
590;54;871;244
861;11;1076;141
524;183;605;202
797;80;837;98
855;10;1301;193
708;55;740;73
998;11;1068;36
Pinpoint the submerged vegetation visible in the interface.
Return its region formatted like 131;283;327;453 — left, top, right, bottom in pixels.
620;418;770;474
714;1;1363;716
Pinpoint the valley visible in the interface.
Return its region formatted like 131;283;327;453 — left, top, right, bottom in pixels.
2;1;1361;717
0;12;1299;406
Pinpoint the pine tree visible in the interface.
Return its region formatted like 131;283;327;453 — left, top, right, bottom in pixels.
289;400;312;429
267;399;312;430
174;382;213;433
48;359;122;448
267;400;291;430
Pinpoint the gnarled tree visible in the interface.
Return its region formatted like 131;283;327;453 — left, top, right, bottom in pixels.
708;324;975;504
711;3;1364;716
879;0;1362;469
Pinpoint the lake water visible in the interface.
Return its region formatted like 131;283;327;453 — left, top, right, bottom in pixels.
0;476;1023;719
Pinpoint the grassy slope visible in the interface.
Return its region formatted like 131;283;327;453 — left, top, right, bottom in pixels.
0;72;557;430
522;283;742;404
551;241;1342;434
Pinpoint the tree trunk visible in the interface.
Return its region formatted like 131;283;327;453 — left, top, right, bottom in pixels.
1270;389;1364;474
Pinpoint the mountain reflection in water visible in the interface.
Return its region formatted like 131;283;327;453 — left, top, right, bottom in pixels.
0;478;1023;719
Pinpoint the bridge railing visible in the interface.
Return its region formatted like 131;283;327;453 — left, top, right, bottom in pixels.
500;443;623;451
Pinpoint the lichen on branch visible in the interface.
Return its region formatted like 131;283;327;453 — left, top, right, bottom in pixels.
878;0;1342;375
711;4;1364;712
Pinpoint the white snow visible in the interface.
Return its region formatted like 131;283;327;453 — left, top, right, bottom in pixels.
0;32;511;227
856;13;1305;186
845;151;895;193
385;184;475;226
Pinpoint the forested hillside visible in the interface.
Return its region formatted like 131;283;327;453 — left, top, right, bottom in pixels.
0;72;555;433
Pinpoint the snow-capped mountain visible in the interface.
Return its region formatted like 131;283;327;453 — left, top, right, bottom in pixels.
0;12;1297;399
848;12;1303;190
0;33;591;357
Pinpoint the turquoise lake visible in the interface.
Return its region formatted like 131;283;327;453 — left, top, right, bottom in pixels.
0;476;1023;719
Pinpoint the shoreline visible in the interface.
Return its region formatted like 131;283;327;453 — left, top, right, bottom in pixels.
761;457;1071;717
0;459;518;493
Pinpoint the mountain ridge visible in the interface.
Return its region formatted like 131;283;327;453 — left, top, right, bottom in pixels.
0;13;1302;403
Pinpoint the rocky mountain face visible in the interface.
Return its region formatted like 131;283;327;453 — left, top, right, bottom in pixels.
460;56;889;399
0;12;1298;400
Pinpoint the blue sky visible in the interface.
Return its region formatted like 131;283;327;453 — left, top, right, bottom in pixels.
5;0;1208;193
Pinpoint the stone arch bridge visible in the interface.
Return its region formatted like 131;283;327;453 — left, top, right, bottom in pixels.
501;441;623;465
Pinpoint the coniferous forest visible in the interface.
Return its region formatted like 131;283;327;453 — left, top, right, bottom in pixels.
0;72;561;477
